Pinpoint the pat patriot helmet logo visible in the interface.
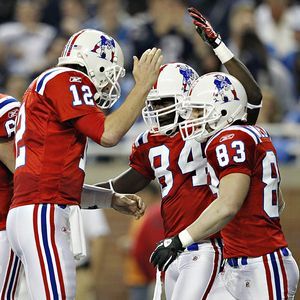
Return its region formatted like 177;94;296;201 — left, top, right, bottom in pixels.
213;74;239;103
178;65;197;93
91;35;116;62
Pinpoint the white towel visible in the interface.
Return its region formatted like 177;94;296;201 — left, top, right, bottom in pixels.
152;269;162;300
69;205;87;260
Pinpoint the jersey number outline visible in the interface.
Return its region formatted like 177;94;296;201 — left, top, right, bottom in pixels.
262;151;280;218
215;141;246;167
214;142;280;218
15;104;26;168
5;119;16;138
70;84;94;106
148;140;207;197
15;103;88;171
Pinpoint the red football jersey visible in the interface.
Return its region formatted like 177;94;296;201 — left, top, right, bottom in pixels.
12;67;105;208
0;94;20;230
129;131;217;238
205;125;287;258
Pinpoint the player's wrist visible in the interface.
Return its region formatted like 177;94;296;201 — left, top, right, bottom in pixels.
213;41;234;64
208;34;222;49
178;229;194;248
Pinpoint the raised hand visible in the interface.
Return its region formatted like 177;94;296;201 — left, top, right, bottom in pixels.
188;7;221;48
132;48;163;91
111;193;146;219
150;236;184;271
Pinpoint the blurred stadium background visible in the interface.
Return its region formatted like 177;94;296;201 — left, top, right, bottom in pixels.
0;0;299;299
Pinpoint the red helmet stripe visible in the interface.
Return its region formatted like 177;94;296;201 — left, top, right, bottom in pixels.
65;30;85;57
153;64;168;89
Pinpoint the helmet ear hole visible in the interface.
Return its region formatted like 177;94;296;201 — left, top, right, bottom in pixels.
99;67;105;72
221;109;227;116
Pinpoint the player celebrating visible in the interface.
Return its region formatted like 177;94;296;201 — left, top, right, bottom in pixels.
0;93;21;299
150;72;299;299
6;29;162;299
96;8;262;300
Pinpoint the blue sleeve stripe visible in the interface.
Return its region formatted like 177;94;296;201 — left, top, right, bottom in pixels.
36;69;58;93
0;98;18;110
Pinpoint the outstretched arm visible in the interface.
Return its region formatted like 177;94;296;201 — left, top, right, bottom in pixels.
188;7;262;125
90;168;150;218
96;167;151;194
101;48;163;146
179;173;250;244
150;173;250;271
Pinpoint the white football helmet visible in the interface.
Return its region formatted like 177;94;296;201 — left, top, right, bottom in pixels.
179;72;248;142
142;63;199;135
58;29;125;109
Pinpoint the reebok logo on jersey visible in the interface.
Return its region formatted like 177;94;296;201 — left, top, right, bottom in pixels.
220;133;234;142
8;109;18;119
70;76;82;83
164;239;172;247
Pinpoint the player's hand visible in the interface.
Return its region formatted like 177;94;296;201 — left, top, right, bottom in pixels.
111;193;146;219
132;48;163;91
188;7;221;48
150;236;184;271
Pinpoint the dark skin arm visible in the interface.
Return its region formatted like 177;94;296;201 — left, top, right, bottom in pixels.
188;7;262;125
224;57;262;125
96;167;151;194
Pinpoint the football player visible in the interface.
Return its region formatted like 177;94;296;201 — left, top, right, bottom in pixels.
6;29;162;299
150;72;299;299
96;8;263;300
0;93;22;299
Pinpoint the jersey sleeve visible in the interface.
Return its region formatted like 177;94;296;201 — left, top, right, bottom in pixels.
0;96;20;138
206;129;257;180
42;69;102;122
129;134;155;180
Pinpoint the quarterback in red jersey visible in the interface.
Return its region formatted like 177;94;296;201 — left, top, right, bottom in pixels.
97;7;263;300
7;29;162;299
0;94;22;299
150;72;299;299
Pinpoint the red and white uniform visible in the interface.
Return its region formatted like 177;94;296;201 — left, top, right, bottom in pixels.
7;67;105;300
206;125;299;300
12;67;105;208
0;94;23;299
130;131;223;300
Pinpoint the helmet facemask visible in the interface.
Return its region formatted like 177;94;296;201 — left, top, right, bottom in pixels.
94;64;125;109
142;93;190;136
179;101;221;142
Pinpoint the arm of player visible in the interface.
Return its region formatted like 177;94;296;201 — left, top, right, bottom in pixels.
96;167;151;194
188;7;262;125
179;173;250;245
81;184;145;219
100;48;163;147
0;138;15;173
150;173;250;271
